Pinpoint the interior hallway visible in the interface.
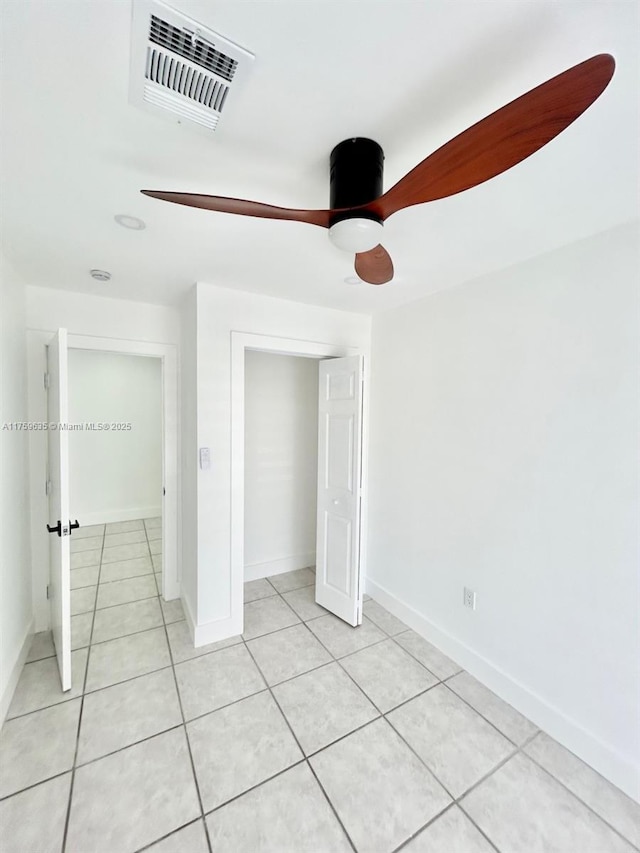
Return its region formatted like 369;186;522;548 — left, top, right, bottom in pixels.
0;522;638;852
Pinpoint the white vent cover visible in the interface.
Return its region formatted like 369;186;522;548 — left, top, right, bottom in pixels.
130;0;254;132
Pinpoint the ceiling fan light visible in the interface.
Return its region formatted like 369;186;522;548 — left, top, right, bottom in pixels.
328;218;383;253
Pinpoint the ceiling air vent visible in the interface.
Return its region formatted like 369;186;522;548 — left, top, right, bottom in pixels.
130;0;254;133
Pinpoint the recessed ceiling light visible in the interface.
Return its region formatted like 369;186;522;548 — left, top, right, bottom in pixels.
114;214;146;230
343;276;363;285
90;269;111;281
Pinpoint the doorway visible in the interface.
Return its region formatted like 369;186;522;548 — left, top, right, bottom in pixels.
63;334;178;604
67;348;162;528
244;350;319;585
66;348;163;658
231;332;368;636
28;329;178;689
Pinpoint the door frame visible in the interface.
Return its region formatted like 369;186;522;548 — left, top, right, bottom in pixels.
28;332;179;630
230;331;368;633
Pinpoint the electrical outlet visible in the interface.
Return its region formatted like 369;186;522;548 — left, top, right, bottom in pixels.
463;587;476;610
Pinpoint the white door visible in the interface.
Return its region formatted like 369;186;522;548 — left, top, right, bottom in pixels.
47;329;72;691
315;355;364;626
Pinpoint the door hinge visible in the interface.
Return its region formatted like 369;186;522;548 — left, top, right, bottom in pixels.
163;487;166;496
46;584;50;600
44;372;50;390
45;479;52;496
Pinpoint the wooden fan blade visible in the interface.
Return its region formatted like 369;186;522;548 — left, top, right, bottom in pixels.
354;245;394;285
377;54;615;218
141;190;332;228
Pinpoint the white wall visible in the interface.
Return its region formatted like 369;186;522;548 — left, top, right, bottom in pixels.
191;283;371;641
244;351;318;579
366;222;639;798
26;285;180;344
0;257;33;720
67;349;162;525
26;286;180;630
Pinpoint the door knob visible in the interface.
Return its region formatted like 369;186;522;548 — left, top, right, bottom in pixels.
332;499;339;505
46;519;80;537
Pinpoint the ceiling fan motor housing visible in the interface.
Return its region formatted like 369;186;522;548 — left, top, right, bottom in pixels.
329;138;384;222
329;138;384;253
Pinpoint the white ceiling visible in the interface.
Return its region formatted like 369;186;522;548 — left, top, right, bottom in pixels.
1;1;638;314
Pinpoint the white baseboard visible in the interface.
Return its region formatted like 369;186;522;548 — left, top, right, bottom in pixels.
365;576;640;803
189;616;244;648
193;612;243;647
181;593;242;648
182;592;196;641
77;506;162;526
245;552;315;582
1;619;34;725
182;578;243;648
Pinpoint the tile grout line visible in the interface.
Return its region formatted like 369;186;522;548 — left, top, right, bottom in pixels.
453;736;561;853
389;802;491;853
514;749;640;851
388;629;463;682
71;589;158;618
4;659;176;724
0;692;381;805
244;587;519;797
10;599;637;853
381;635;640;851
257;587;524;853
434;681;525;749
315;602;522;853
0;768;76;805
323;610;523;853
441;724;638;853
305;760;360;853
145;518;215;853
71;538;157;577
93;590;159;612
1;528;180;794
302;606;472;838
242;585;364;847
7;570;637;852
200;757;307;817
373;627;537;745
24;659;377;778
61;523;107;853
0;595;604;790
64;520;160;851
251;585;461;850
69;621;166;653
2;725;184;800
71;571;154;591
133;817;206;853
100;519;208;853
239;634;360;853
250;582;527;853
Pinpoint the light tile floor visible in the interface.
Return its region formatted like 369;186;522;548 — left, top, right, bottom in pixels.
1;524;638;852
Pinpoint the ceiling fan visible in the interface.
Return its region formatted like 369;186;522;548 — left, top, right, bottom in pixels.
142;54;614;286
